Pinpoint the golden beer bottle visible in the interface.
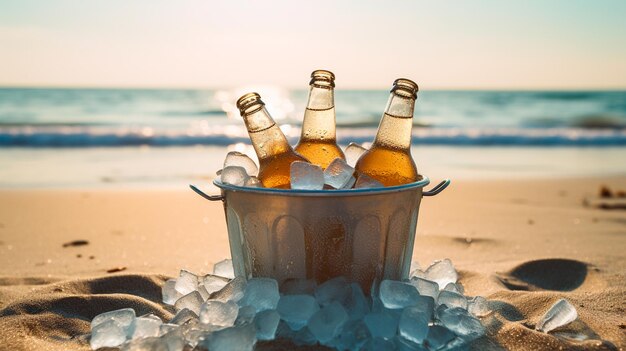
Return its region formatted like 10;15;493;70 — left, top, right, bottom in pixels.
294;70;345;169
236;92;309;189
354;79;420;186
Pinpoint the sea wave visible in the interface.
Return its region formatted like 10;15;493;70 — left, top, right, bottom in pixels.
1;126;625;147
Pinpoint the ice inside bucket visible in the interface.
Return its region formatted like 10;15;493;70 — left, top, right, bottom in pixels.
205;177;442;293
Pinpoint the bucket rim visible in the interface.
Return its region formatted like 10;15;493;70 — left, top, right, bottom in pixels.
213;176;430;196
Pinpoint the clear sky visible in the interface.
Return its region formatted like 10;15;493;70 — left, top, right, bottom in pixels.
1;0;625;89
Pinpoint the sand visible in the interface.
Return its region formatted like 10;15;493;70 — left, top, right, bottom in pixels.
0;177;625;350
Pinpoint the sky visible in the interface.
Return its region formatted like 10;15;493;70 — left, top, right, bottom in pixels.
1;0;626;89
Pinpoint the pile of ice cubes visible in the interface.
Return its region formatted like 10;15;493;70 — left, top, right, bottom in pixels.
89;258;578;351
219;143;384;190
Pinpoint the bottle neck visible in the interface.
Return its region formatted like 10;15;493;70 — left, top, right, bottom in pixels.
243;106;292;160
300;86;336;141
373;93;415;150
306;86;334;110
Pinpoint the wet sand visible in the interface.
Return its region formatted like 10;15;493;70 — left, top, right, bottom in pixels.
0;177;625;350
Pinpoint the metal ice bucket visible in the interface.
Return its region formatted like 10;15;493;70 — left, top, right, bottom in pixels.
191;177;449;291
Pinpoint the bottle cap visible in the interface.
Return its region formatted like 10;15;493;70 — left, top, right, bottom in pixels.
391;78;419;99
236;92;265;116
309;69;336;89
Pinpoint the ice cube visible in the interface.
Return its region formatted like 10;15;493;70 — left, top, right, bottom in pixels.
379;280;420;309
425;325;456;350
175;270;199;296
174;291;204;315
468;296;490;317
199;300;238;326
254;309;280;340
425;259;458;288
410;267;428;280
91;308;136;330
314;276;351;306
536;298;578;333
277;294;320;330
323;158;356;189
362;337;396;351
234;305;256;326
239;277;280;312
160;328;185;351
121;336;168;351
437;290;468;310
158;323;178;336
345;176;356;189
202;274;229;294
131;316;162;340
220;166;249;186
244;176;262;188
197;284;210;301
443;337;469;350
213;259;235;279
169;308;198;325
363;312;398;339
443;282;464;294
307;301;349;343
344;283;370;321
409;277;439;300
398;305;430;344
290;161;324;190
224;151;258;177
138;313;162;322
280;278;317;295
413;295;436;320
211;276;246;303
437;307;485;341
90;319;128;349
182;323;222;348
344;142;367;167
200;323;257;351
330;320;370;350
162;279;181;305
395;336;428;351
354;173;384;189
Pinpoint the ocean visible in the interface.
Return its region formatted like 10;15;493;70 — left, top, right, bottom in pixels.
1;88;625;188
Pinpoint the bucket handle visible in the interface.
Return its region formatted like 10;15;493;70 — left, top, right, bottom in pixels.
189;184;224;201
423;179;450;197
190;179;450;200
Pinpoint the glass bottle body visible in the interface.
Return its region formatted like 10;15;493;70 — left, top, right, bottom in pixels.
238;93;308;189
294;70;345;169
355;79;420;186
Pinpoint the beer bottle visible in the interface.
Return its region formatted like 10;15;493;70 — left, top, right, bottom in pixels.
236;92;309;189
294;70;345;169
354;79;420;186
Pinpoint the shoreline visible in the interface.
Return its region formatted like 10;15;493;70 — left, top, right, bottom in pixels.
1;146;625;190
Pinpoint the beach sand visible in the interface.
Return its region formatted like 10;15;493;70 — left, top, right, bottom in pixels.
0;177;625;350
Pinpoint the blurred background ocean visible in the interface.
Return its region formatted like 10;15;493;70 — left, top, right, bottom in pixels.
1;87;625;188
2;0;626;188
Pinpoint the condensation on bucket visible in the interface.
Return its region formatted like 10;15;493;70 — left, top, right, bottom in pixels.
219;180;427;292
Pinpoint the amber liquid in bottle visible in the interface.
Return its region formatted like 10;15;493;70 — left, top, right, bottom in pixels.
237;92;309;189
294;70;345;170
355;79;420;186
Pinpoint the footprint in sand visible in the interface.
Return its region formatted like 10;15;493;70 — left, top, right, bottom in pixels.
491;259;618;350
496;258;590;291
